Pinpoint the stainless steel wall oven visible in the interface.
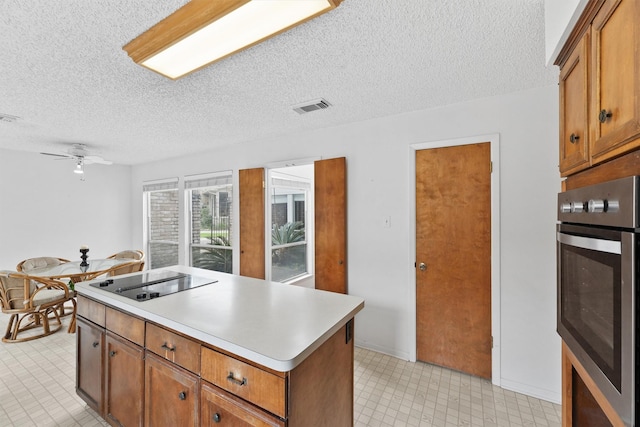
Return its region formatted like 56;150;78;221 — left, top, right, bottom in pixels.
557;176;638;426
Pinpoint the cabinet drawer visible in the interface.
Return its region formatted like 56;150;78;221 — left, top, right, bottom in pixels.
201;347;286;418
201;382;284;427
145;323;200;374
106;306;144;346
77;295;105;327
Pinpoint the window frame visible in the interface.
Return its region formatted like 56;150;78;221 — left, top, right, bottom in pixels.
185;171;234;274
143;178;180;269
267;168;313;284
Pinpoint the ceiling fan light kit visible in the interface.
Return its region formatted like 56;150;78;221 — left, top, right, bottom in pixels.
74;161;84;174
123;0;343;80
40;143;112;179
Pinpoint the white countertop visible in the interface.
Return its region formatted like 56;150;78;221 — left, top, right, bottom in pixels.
75;265;364;372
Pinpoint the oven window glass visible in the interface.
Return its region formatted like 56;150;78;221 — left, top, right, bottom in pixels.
560;243;621;391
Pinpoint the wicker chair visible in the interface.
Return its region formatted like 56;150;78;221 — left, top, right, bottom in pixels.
0;271;76;343
106;250;145;276
16;256;71;273
16;256;74;319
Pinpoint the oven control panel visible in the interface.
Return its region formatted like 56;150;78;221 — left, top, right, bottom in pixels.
559;199;620;214
558;176;638;228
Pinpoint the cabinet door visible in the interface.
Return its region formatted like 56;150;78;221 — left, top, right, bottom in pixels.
591;0;640;161
105;332;144;427
201;382;284;427
76;317;104;415
145;352;199;427
559;31;590;176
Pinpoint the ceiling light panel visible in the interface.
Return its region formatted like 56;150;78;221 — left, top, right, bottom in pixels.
124;0;342;80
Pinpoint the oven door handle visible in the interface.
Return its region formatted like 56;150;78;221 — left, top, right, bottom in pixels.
557;232;621;254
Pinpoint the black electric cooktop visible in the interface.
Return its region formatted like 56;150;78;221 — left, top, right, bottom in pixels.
90;270;217;301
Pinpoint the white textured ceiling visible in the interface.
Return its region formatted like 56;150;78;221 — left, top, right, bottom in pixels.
0;0;558;165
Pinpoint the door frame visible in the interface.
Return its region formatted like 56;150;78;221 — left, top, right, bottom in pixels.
409;133;501;386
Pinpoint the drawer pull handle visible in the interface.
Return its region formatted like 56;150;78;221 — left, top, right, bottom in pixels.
92;341;99;348
178;391;187;400
109;350;116;357
161;342;176;352
227;372;247;386
213;413;221;423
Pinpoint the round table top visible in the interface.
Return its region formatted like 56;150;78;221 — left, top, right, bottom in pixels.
22;258;140;280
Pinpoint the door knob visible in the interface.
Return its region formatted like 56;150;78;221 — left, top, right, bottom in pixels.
418;262;427;271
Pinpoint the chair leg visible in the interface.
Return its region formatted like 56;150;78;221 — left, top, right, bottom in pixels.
41;312;50;335
3;314;18;341
2;310;63;343
67;298;77;334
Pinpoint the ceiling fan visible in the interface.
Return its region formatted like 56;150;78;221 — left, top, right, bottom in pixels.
40;144;113;179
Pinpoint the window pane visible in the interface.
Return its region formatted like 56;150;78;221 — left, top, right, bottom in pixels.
192;246;232;273
149;242;179;268
189;178;233;273
271;244;307;282
148;189;179;268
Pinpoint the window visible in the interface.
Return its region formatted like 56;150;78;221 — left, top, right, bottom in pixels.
143;178;179;269
269;169;312;282
186;172;233;273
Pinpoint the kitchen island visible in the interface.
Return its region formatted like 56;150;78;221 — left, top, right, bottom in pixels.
74;265;364;426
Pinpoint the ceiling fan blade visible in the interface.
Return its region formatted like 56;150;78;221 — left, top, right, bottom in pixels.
40;152;73;159
84;155;113;165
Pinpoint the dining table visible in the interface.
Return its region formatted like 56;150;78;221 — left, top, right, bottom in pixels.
22;258;142;283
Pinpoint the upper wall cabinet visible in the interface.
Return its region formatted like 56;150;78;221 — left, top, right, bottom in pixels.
557;0;640;177
559;31;590;175
590;0;640;162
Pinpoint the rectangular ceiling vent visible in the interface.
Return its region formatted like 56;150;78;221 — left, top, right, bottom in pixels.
292;98;331;115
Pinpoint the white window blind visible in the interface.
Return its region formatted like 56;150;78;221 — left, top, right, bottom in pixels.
143;177;179;192
184;171;232;189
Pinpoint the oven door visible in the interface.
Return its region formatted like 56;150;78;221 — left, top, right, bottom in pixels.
557;223;635;425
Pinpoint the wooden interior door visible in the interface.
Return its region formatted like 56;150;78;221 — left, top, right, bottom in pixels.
239;168;265;279
415;143;492;379
314;157;347;294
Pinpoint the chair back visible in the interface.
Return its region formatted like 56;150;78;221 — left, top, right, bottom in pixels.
17;257;70;273
107;250;144;261
107;250;145;275
0;271;34;310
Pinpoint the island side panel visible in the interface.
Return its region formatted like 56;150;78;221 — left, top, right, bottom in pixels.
288;320;354;426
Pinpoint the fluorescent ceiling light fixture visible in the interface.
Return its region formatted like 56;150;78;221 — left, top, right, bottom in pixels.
123;0;343;80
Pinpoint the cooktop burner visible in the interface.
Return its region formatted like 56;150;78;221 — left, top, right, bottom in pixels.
90;270;217;301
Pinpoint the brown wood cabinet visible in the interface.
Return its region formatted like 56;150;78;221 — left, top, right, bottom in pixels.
146;322;201;374
145;352;200;427
590;0;640;162
557;1;640;425
201;382;284;427
559;31;590;175
558;0;640;176
76;316;104;415
105;332;144;427
77;295;356;427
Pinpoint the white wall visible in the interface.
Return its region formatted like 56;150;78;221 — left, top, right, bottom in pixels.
0;149;134;268
544;0;588;65
131;84;562;403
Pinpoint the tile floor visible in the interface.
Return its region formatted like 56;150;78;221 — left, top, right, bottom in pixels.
0;314;561;426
